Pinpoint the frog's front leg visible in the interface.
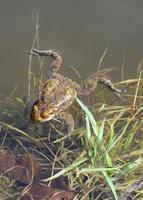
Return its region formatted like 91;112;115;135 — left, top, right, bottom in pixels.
56;112;74;133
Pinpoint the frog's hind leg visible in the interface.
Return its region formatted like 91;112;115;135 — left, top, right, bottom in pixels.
79;73;122;98
32;48;62;76
56;112;74;133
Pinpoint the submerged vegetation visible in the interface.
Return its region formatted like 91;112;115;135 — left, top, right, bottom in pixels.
0;20;143;200
0;73;143;199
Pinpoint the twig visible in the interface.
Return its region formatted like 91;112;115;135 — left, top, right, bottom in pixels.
27;15;39;103
131;71;142;112
97;46;109;72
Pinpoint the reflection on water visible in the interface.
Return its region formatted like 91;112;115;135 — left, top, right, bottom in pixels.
0;0;143;96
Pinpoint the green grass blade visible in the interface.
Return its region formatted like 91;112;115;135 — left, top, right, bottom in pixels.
121;158;143;175
102;171;118;200
76;98;98;134
98;118;105;144
104;151;113;168
79;167;117;173
85;114;92;141
42;157;88;182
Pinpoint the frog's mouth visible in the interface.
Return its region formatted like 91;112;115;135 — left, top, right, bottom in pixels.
39;105;61;121
40;111;56;122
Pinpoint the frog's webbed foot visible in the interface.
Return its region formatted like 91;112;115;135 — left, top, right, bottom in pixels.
56;112;74;133
78;73;122;98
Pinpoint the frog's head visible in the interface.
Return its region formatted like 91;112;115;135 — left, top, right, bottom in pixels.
30;100;57;122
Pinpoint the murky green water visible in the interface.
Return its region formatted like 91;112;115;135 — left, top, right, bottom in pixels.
0;0;143;97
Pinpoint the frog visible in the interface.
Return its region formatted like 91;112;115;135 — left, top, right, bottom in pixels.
30;49;122;132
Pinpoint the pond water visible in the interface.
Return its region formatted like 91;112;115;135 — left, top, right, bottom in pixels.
0;0;143;97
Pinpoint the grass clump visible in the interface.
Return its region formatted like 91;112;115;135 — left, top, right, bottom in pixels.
0;75;143;199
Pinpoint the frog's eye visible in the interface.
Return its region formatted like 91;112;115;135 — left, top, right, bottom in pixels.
41;109;55;119
48;110;54;115
41;111;49;118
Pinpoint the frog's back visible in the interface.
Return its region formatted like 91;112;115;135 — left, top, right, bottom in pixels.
40;77;77;110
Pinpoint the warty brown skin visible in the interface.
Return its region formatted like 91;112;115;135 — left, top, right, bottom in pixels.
30;49;122;132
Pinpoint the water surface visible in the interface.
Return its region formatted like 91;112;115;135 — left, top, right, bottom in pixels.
0;0;143;96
